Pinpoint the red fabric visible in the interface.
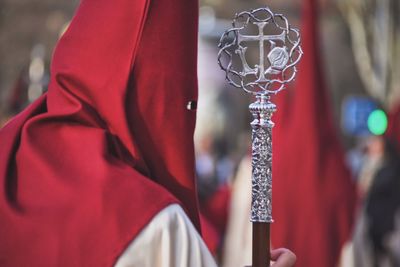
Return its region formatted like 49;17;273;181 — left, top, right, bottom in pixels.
200;213;220;256
201;184;231;234
271;0;356;266
0;0;200;266
386;104;400;151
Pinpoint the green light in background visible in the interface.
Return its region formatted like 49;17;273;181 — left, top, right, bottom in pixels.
367;109;388;135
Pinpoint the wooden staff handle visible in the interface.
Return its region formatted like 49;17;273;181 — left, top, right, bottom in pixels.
253;222;270;267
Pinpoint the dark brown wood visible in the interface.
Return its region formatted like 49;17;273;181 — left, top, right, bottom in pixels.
252;222;270;267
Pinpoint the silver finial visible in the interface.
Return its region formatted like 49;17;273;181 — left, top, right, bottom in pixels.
218;7;303;95
218;7;302;223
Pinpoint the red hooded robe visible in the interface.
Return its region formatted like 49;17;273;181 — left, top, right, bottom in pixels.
0;0;200;266
271;0;356;266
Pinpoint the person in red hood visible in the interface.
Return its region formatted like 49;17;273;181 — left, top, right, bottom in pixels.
0;0;295;266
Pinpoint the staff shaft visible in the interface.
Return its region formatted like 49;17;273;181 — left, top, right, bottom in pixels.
253;222;271;267
249;95;275;266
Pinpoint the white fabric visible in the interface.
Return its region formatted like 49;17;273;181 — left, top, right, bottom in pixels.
114;204;217;267
222;156;252;267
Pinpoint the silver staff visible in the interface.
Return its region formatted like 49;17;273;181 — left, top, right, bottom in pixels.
218;7;302;266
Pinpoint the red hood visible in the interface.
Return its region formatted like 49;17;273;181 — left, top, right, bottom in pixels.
0;0;200;265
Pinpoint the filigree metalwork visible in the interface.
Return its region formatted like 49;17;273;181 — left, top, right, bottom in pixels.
218;7;303;95
217;7;302;223
250;95;275;222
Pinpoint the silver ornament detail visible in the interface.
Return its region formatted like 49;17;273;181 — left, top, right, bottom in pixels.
218;7;302;95
218;7;302;223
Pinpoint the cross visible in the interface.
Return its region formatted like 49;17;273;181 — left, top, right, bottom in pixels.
236;22;286;82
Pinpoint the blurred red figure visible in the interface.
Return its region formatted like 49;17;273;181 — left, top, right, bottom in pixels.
271;0;357;266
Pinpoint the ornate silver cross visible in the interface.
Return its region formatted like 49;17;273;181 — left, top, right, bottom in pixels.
218;7;302;223
236;23;288;81
218;7;302;95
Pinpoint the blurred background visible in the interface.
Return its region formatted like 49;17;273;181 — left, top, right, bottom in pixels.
1;0;399;266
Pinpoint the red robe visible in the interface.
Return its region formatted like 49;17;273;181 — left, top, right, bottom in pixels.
0;0;200;266
271;0;356;266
